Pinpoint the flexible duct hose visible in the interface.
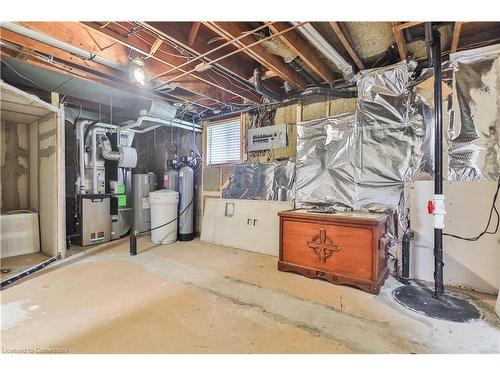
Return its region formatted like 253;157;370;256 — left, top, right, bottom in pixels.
98;135;122;161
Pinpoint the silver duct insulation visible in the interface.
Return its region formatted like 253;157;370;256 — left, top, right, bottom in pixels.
221;161;295;201
296;62;432;212
98;135;122;161
292;22;355;82
447;44;500;180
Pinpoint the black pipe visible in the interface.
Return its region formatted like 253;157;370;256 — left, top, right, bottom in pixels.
253;67;282;102
288;59;321;86
203;85;357;121
130;234;137;256
432;29;445;298
290;86;357;100
401;229;414;285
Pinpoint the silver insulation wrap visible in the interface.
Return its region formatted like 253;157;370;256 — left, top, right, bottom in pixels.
296;62;432;216
447;44;500;180
221;161;295;201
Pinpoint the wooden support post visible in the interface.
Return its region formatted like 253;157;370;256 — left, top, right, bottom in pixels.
451;22;463;53
392;22;408;61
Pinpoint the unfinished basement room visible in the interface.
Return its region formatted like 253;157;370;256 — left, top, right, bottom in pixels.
1;1;500;371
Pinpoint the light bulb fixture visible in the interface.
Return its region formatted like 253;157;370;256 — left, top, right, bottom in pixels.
128;58;147;87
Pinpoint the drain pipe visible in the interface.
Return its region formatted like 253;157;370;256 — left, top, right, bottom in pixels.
432;29;445;299
426;28;446;299
288;59;320;86
253;67;282;102
401;229;414;285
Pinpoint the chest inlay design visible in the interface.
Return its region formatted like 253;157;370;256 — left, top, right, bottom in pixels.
306;228;341;263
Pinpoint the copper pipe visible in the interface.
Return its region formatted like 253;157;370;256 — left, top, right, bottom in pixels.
163;22;306;85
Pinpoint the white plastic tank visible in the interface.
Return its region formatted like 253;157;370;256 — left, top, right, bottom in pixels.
149;189;179;244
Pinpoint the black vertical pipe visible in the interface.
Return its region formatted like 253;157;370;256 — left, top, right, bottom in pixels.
432;30;445;298
401;229;414;285
130;234;137;256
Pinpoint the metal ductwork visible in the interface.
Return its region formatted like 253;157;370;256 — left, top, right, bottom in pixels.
292;22;355;82
98;135;122;161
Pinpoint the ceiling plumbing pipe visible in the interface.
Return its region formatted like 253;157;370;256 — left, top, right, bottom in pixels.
288;59;321;86
203;84;357;121
1;22;127;73
292;22;355;82
253;67;282;102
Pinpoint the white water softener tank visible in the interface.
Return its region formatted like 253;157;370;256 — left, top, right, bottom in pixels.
149;189;179;244
178;159;194;241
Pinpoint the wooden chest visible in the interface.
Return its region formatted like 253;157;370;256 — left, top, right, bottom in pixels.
278;209;389;294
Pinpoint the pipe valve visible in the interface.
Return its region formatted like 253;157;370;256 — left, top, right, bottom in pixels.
428;194;446;229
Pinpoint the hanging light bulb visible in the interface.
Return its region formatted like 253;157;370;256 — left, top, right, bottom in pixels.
128;58;147;87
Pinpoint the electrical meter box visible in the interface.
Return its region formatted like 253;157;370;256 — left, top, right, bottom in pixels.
247;124;287;152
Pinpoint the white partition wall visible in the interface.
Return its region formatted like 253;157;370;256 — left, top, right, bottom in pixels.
1;81;65;258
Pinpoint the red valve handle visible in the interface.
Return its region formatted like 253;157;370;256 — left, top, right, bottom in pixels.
427;200;434;214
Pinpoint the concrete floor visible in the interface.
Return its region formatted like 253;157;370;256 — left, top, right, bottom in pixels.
1;252;50;281
1;237;499;354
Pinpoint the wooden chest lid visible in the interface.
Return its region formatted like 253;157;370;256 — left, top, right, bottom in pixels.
278;209;388;226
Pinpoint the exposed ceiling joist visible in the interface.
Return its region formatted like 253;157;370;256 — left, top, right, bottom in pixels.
0;27;123;79
148;38;163;56
268;22;337;84
141;21;270;83
81;22;260;104
392;22;408;60
204;21;308;90
451;22;463;53
187;22;201;46
392;21;424;32
328;22;365;70
3;22;228;106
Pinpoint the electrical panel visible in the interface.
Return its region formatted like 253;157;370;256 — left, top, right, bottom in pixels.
247;124;287;152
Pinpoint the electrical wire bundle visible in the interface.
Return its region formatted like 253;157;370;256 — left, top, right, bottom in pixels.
443;178;500;241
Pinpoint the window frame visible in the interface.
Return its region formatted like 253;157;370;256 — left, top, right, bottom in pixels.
204;116;243;167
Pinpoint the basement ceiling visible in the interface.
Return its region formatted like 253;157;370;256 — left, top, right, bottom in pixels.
1;21;499;118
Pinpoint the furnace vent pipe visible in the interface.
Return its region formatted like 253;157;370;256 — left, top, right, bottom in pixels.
98;135;122;161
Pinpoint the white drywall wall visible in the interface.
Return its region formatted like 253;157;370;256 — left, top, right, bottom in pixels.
410;180;499;294
201;198;293;256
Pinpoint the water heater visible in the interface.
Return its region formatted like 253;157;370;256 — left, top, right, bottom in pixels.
132;173;157;233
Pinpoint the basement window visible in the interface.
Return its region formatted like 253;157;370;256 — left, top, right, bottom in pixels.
206;118;241;166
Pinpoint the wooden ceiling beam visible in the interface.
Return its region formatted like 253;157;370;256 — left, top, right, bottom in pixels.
0;27;124;79
451;22;463;53
0;43;212;110
268;22;337;84
392;22;408;60
204;21;308;90
187;22;201;46
392;21;424;32
81;22;260;103
142;22;258;84
328;22;365;70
